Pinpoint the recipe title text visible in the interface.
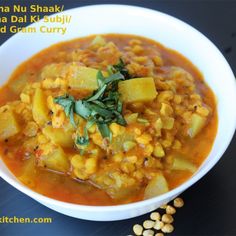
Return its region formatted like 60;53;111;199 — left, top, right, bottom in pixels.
0;4;71;35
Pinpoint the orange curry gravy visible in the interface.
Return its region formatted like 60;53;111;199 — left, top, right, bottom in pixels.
0;34;217;205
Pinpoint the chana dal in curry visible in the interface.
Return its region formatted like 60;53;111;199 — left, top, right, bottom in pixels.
0;34;217;205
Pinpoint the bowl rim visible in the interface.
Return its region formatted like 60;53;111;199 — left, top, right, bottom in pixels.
0;4;236;213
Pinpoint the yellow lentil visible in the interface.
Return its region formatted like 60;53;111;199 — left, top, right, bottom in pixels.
133;224;143;236
155;233;164;236
166;205;176;215
153;220;164;230
162;214;174;224
143;220;155;229
161;224;174;233
143;229;154;236
150;212;161;221
173;197;184;208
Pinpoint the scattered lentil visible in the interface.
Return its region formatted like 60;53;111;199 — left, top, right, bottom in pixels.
133;224;143;235
150;212;161;221
173;197;184;208
166;205;176;215
131;197;184;235
153;220;164;230
160;204;167;209
155;233;164;236
161;224;174;233
162;214;174;224
143;229;154;236
143;220;155;229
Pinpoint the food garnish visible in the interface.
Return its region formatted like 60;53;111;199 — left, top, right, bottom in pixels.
54;59;129;145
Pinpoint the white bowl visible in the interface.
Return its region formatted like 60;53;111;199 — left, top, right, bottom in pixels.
0;4;236;221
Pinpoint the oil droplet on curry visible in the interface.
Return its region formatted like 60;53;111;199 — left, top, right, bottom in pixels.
0;34;217;205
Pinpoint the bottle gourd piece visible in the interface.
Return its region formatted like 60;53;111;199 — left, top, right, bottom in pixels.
118;77;157;103
144;173;169;199
188;113;207;138
37;143;70;173
42;126;74;148
0;110;20;141
32;88;50;126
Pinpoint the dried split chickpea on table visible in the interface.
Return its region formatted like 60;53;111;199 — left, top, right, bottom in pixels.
132;197;184;236
0;34;217;206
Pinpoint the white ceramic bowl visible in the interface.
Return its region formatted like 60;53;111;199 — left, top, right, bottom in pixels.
0;4;236;221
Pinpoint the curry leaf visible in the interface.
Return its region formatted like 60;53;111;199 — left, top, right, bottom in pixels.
111;58;130;79
86;84;107;102
97;123;111;139
103;72;124;85
74;100;91;119
54;58;129;147
86;103;113;118
54;95;75;123
76;127;89;146
117;100;123;113
69;107;76;127
97;70;105;88
91;100;107;108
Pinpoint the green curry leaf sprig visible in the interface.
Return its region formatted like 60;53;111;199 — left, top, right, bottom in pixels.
54;59;130;146
107;58;130;80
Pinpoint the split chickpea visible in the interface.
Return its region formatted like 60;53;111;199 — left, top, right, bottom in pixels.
143;229;155;236
155;233;164;236
143;220;155;229
160;204;167;209
161;214;174;224
132;197;184;236
150;212;161;221
173;197;184;208
133;224;143;235
161;224;174;233
153;220;164;230
166;205;176;215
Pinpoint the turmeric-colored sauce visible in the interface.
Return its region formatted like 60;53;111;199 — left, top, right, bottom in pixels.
0;34;217;205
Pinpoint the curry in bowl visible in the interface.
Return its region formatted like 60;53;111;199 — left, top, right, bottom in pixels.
0;34;217;205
